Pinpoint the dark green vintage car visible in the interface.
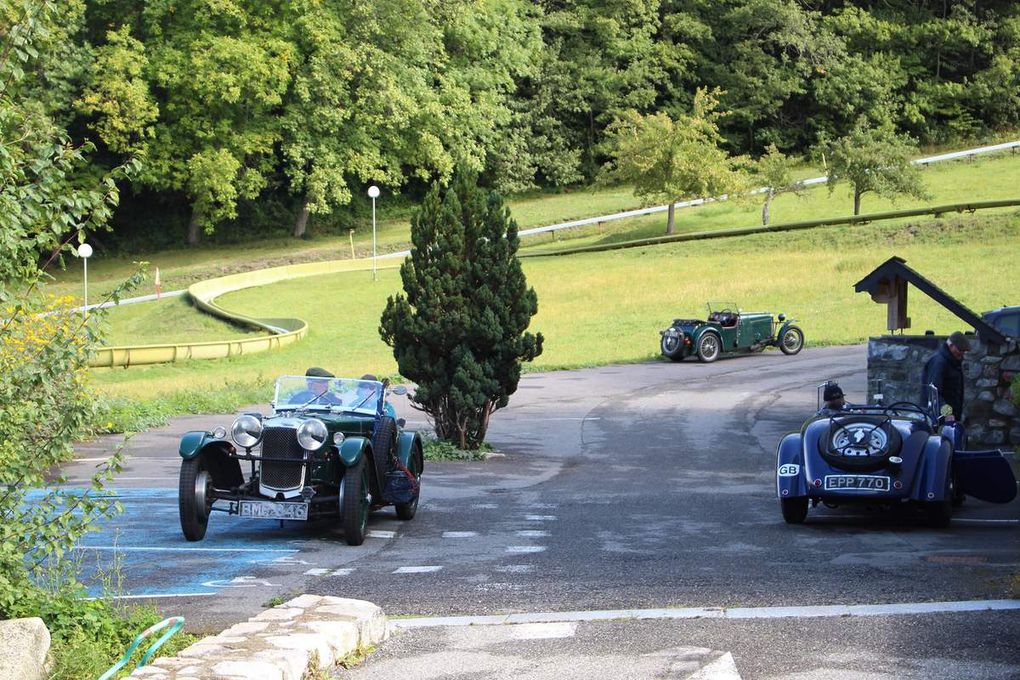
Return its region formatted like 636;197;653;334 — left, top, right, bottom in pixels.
177;376;423;546
659;303;804;362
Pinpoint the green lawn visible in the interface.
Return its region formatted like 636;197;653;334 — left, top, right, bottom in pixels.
50;145;1019;304
89;211;1020;400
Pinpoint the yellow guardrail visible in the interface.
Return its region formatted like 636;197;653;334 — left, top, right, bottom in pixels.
89;257;399;368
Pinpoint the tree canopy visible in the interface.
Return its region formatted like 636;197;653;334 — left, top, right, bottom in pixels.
22;0;1019;246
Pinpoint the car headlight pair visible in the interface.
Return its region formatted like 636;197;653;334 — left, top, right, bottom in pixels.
231;415;331;451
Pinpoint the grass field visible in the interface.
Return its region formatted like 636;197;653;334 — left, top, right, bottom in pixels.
89;210;1020;400
49;146;1019;302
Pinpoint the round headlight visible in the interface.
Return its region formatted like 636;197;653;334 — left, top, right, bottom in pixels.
231;415;263;448
297;419;328;450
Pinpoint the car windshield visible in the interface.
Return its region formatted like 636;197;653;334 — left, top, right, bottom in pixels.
273;376;382;414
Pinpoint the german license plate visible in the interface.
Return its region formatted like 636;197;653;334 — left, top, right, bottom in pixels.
237;501;309;520
824;475;890;491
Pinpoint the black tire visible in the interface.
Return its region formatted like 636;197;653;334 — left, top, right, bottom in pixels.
696;333;721;363
179;457;211;541
780;497;808;524
370;416;397;499
926;472;954;528
341;455;370;546
661;333;684;361
779;326;804;355
395;446;423;521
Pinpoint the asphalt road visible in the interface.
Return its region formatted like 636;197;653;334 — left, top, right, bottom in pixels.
64;345;1020;678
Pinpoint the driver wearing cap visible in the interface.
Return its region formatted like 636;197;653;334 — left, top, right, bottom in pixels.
817;381;849;415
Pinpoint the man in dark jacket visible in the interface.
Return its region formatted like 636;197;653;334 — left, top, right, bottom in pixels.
921;331;970;422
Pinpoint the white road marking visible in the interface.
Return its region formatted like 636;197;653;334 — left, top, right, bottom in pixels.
367;530;396;539
525;515;557;521
331;568;355;576
271;556;313;565
79;546;299;553
443;531;478;538
509;622;577;639
472;503;498;509
201;576;279;588
95;592;217;600
506;546;546;554
305;568;329;576
393;599;1020;628
393;566;443;574
494;565;535;574
516;530;549;538
73;457;116;463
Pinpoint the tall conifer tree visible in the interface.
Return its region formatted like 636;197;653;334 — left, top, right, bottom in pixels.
380;170;543;449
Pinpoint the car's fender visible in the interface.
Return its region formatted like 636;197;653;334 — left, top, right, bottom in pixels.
339;436;370;467
178;431;243;488
909;435;952;502
397;430;424;469
690;324;719;345
776;433;808;498
776;318;798;340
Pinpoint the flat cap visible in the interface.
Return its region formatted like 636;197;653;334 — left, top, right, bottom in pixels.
305;367;334;378
948;331;971;352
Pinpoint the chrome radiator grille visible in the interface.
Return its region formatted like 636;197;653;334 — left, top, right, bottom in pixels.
260;427;304;490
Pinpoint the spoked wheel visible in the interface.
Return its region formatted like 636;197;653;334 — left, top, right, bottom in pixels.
780;497;808;524
779;326;804;355
697;333;721;363
340;456;370;546
179;457;212;541
395;446;423;521
661;333;684;361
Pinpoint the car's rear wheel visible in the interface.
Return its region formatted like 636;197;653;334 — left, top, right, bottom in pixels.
779;326;804;355
780;497;808;524
661;333;684;361
179;457;211;541
395;446;423;521
697;333;721;363
340;455;370;546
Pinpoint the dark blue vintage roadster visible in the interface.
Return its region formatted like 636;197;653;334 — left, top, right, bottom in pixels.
776;386;1017;527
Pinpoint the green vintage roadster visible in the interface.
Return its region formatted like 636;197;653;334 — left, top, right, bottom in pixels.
177;375;423;546
659;303;804;362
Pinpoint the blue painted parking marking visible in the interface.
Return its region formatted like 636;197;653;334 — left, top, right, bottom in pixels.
27;488;304;598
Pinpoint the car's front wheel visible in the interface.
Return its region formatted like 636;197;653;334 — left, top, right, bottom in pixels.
697;333;721;363
780;497;808;524
395;446;423;521
340;455;370;546
779;326;804;355
179;457;211;541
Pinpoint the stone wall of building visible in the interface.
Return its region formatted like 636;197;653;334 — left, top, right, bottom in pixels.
867;334;1020;450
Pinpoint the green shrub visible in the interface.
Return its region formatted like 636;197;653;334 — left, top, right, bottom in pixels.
423;436;492;462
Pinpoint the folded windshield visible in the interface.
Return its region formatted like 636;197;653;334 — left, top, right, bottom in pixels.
274;376;382;414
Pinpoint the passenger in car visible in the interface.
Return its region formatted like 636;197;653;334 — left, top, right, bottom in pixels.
817;381;849;415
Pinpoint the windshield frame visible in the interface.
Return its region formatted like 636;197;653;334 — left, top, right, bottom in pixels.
272;376;383;415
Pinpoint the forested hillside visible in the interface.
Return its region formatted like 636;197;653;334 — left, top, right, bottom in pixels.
20;0;1020;248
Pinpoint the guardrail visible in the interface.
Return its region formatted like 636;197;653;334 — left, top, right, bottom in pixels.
516;140;1020;239
89;258;397;368
522;198;1020;258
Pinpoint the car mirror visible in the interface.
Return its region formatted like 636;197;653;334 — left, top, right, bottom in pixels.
390;385;408;396
397;418;406;428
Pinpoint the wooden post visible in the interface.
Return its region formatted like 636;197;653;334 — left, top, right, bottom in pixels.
348;229;355;259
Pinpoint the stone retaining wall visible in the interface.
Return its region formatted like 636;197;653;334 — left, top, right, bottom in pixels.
867;335;1020;450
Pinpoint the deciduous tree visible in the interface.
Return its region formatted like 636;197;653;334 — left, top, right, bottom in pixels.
380;170;543;449
600;88;748;235
755;144;804;225
820;122;930;216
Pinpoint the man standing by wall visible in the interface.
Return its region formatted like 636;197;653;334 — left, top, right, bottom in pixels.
921;331;970;447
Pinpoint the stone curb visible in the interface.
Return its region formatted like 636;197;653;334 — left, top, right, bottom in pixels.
128;595;388;680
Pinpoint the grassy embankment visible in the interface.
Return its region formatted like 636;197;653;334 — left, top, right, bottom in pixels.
82;149;1019;426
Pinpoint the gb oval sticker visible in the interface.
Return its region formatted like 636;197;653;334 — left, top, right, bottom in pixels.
778;464;800;477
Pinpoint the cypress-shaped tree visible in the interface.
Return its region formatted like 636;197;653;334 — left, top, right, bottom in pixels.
380;169;543;449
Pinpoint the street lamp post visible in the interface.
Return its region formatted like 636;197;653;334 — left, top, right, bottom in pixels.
368;185;380;281
78;243;93;314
